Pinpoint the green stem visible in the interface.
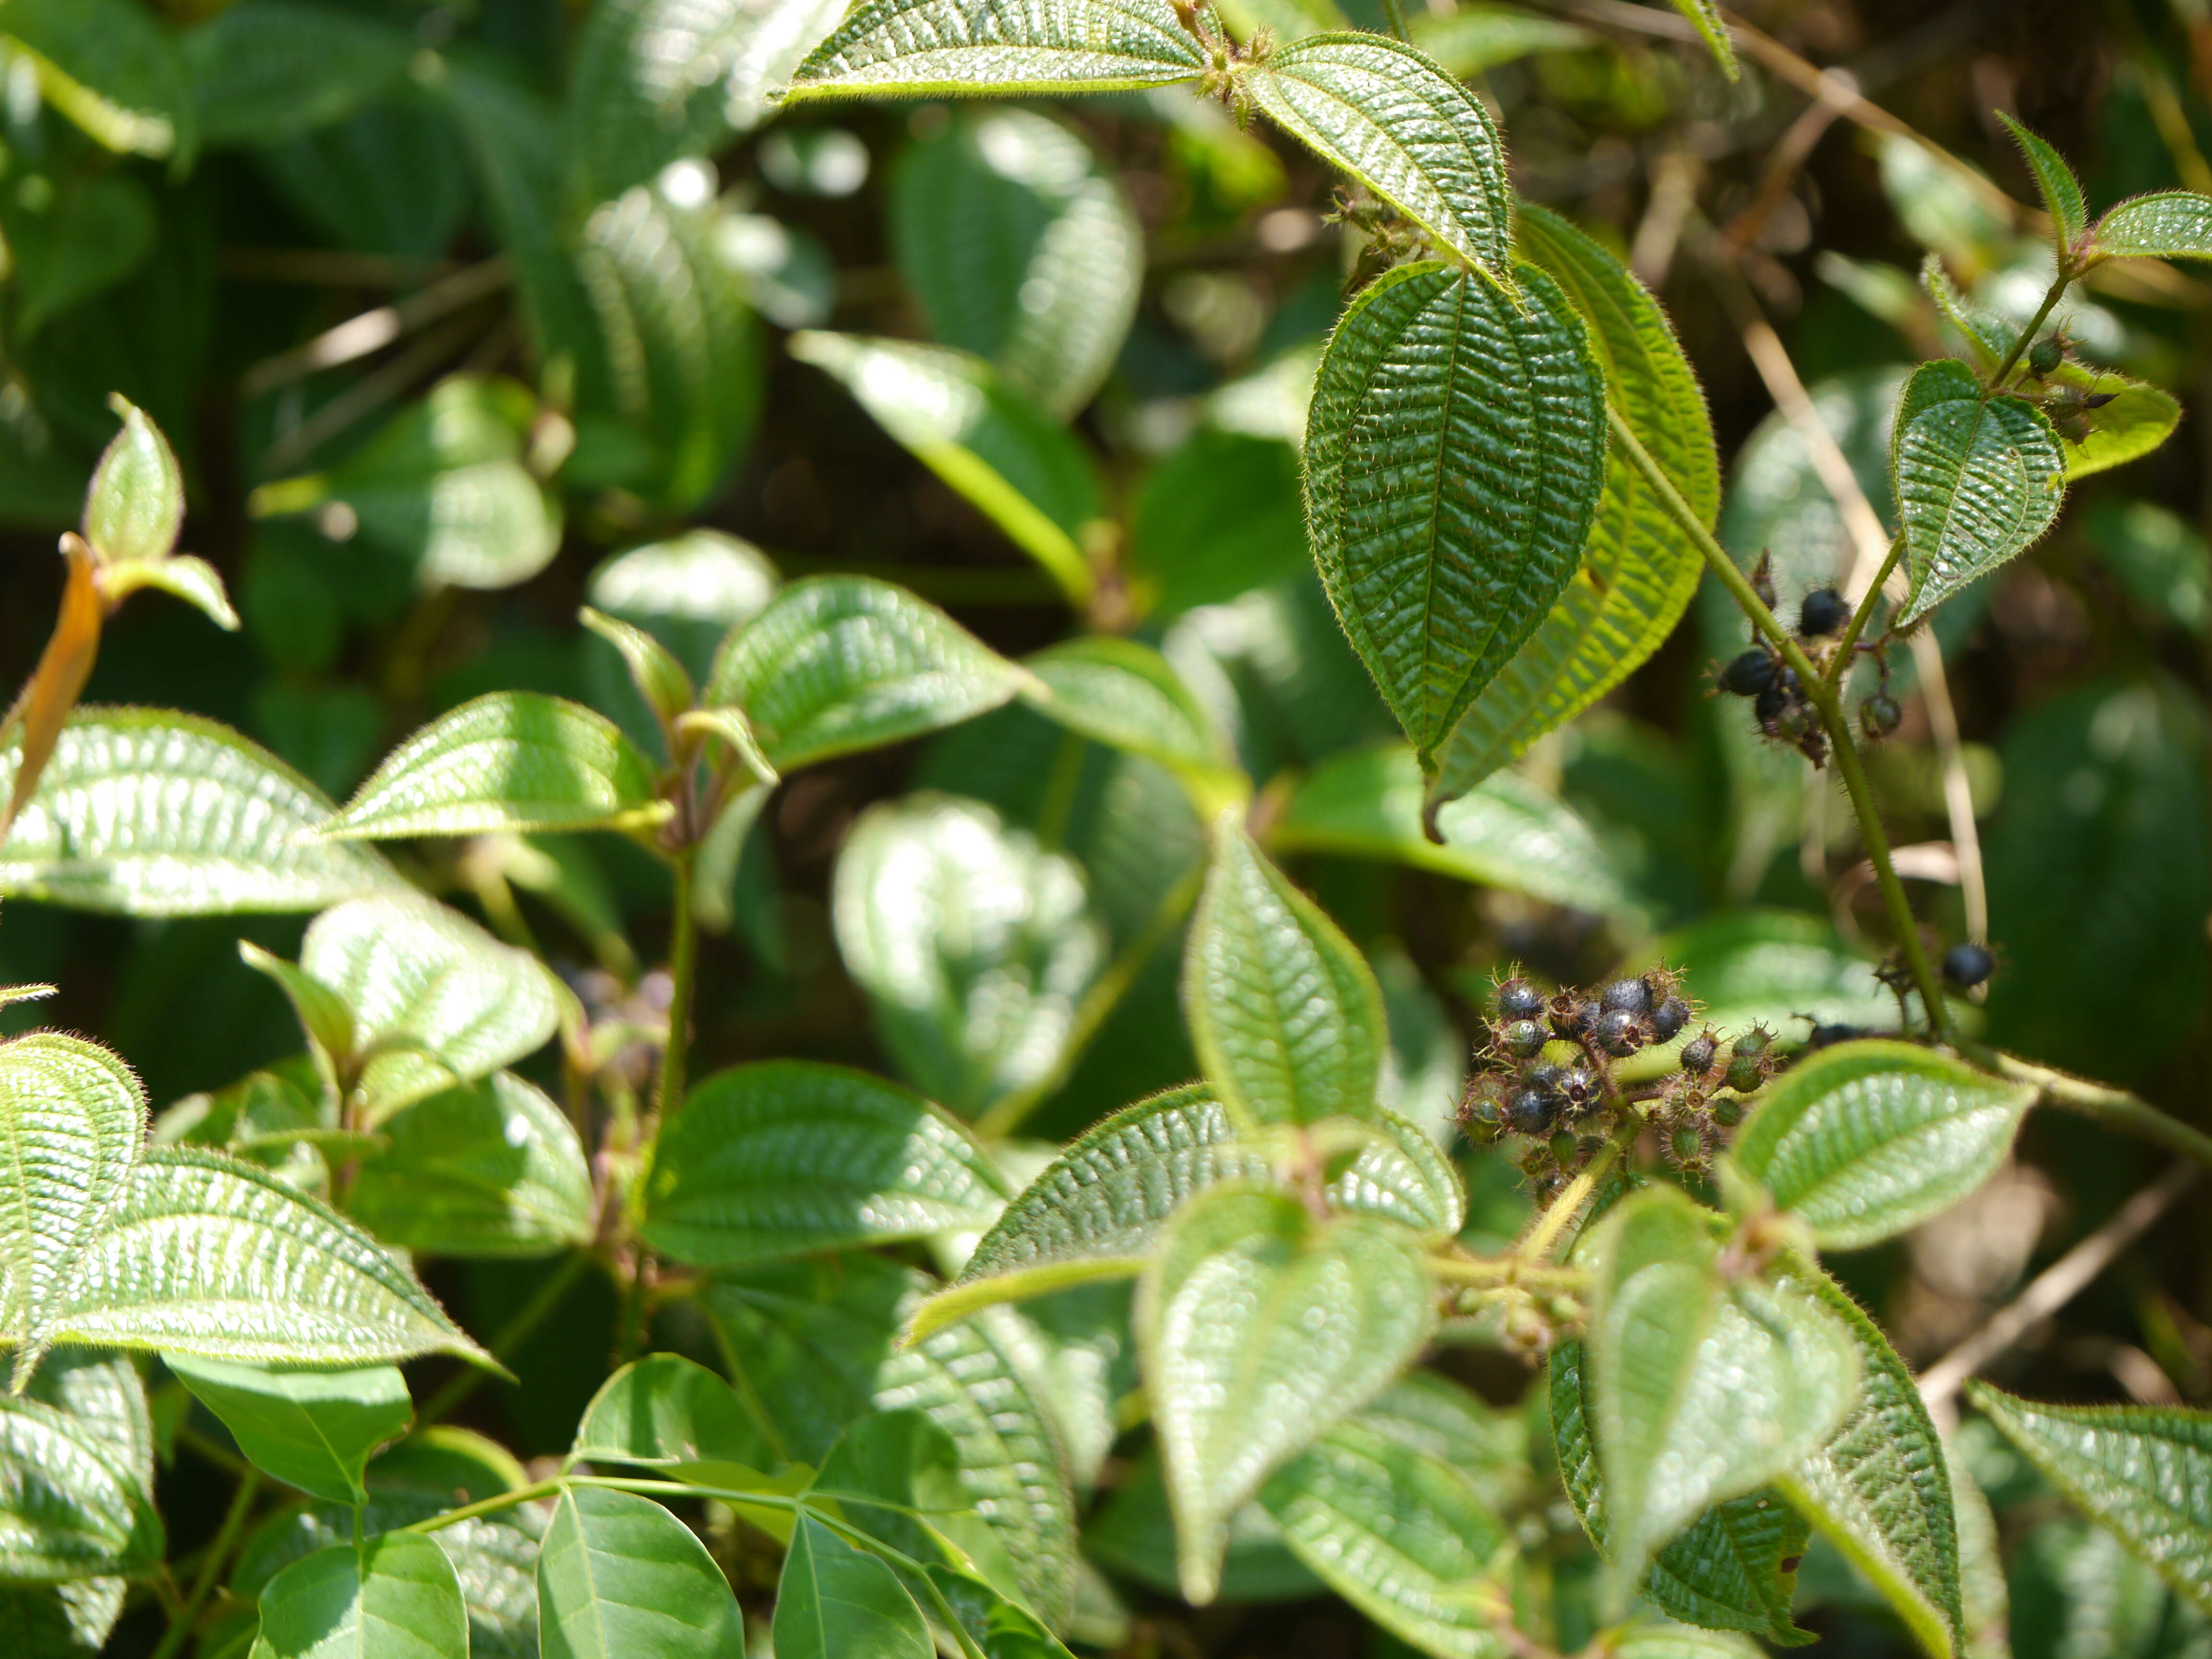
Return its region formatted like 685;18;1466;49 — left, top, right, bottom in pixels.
1824;534;1907;688
150;1469;261;1659
656;852;700;1122
1606;404;1951;1036
421;1251;588;1425
1969;1043;2212;1170
1378;0;1410;41
1516;1111;1642;1262
1429;1255;1588;1291
1986;272;2070;389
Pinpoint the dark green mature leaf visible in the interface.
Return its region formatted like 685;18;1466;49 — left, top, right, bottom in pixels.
707;576;1027;769
891;107;1143;420
774;1515;935;1659
0;1358;163;1581
1139;1183;1435;1602
816;1406;1034;1598
183;0;415;149
1244;34;1510;278
832;795;1106;1114
783;0;1207;98
1;0;195;160
1304;261;1606;764
1996;113;2089;251
164;1357;411;1506
2092;191;2212;261
1434;204;1714;801
1722;1040;2034;1250
2;173;156;344
571;1354;776;1472
249;1533;469;1659
1129;429;1308;616
0;1578;125;1654
1892;358;2066;624
924;1563;1079;1659
538;1485;745;1659
0;709;406;915
644;1060;1010;1266
254;86;469;260
1186;818;1386;1129
1779;1274;1962;1659
1667;0;1739;78
1971;1385;2212;1615
324;692;672;841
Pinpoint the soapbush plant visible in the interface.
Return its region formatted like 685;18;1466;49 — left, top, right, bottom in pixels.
0;0;2210;1656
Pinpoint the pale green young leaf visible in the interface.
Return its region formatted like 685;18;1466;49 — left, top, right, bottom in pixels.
0;1034;145;1371
707;576;1028;770
1139;1183;1436;1603
2044;362;2182;481
182;0;415;148
1970;1384;2212;1614
82;395;181;568
1666;0;1739;78
1947;1439;2009;1659
1892;358;2067;624
2092;191;2212;262
773;1514;934;1659
581;607;695;728
239;943;356;1082
1243;34;1510;278
164;1357;411;1507
1611;1631;1766;1659
1777;1272;1963;1659
347;1072;594;1259
783;0;1207;99
1432;203;1715;802
1186;817;1387;1129
571;1354;776;1471
788;333;1101;599
324;692;672;842
249;1533;469;1659
1723;1040;2033;1250
0;0;195;161
1304;261;1606;764
0;709;406;915
834;794;1106;1114
96;554;240;633
1587;1187;1859;1603
1996;112;2089;252
1022;637;1238;795
644;1060;1011;1266
0;1359;163;1581
298;895;562;1123
538;1485;746;1659
672;708;778;795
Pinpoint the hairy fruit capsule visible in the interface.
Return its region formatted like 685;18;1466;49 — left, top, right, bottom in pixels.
1598;977;1651;1018
1797;586;1849;637
1499;1018;1548;1059
1509;1086;1560;1136
1680;1032;1718;1077
1725;1054;1765;1094
1651;996;1691;1043
2027;334;2066;377
1495;976;1545;1021
1594;1007;1642;1057
1711;1094;1744;1128
1547;994;1592;1040
1860;693;1903;739
1718;649;1775;697
1943;941;1996;988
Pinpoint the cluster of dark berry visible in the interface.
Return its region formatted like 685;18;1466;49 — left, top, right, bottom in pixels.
1713;554;1902;760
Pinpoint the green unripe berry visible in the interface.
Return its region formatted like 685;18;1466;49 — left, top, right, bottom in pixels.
2028;335;2065;377
1860;693;1902;739
1550;1130;1578;1166
1732;1028;1771;1058
1711;1094;1744;1128
1725;1054;1764;1094
1670;1125;1705;1162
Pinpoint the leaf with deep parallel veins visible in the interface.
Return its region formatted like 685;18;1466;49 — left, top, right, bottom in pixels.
1432;204;1715;803
0;709;406;915
571;1354;777;1472
1325;1112;1464;1241
164;1357;412;1507
1970;1384;2212;1614
707;576;1028;770
0;1362;164;1581
325;693;672;842
644;1060;1011;1266
250;1532;469;1659
1139;1182;1436;1603
2092;191;2212;261
1186;817;1386;1129
773;1513;933;1659
538;1485;746;1659
1586;1187;1859;1605
1304;261;1606;765
1892;358;2066;624
1243;34;1510;278
783;0;1207;99
1722;1040;2034;1250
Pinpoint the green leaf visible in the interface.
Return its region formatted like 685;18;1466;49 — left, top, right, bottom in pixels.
1611;1631;1766;1659
0;0;194;160
297;895;562;1123
707;576;1027;771
1666;0;1739;78
833;794;1106;1114
0;709;407;915
0;171;156;343
1139;1183;1435;1602
773;1514;934;1659
1431;203;1714;801
1259;1418;1514;1658
1586;1187;1858;1603
239;943;357;1091
83;394;181;568
538;1485;745;1659
1304;261;1606;764
890;107;1142;421
571;1354;776;1472
249;1533;469;1659
347;1072;594;1259
1722;1040;2032;1249
815;1405;1032;1599
1022;637;1236;797
1777;1273;1962;1659
645;1060;1011;1266
1970;1384;2212;1616
783;0;1207;99
164;1357;411;1507
581;607;695;729
48;1148;487;1368
1996;112;2089;252
100;553;240;633
0;1354;163;1581
787;334;1101;599
2045;362;2181;482
1186;817;1386;1129
589;531;781;680
1892;357;2067;624
0;1034;145;1370
1128;428;1308;616
1243;34;1510;278
924;1563;1079;1658
324;692;672;842
2092;191;2212;261
0;1579;125;1654
1327;1111;1465;1241
182;0;415;149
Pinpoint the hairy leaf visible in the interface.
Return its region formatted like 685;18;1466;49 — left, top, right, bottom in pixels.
571;1354;776;1472
1325;1112;1465;1240
1304;261;1606;763
707;576;1027;770
645;1060;1010;1265
1892;358;2066;624
774;1514;934;1659
165;1357;411;1507
1667;0;1739;78
2093;191;2212;261
1139;1183;1435;1602
1244;34;1510;277
0;1358;162;1582
183;1;416;149
250;1532;468;1659
83;395;181;569
784;0;1208;99
538;1485;745;1659
1997;113;2089;251
325;692;671;842
0;709;406;915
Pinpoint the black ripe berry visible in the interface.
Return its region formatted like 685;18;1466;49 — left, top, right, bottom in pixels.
1943;942;1997;989
1548;994;1593;1040
1599;978;1651;1018
1499;1019;1548;1059
1718;649;1775;697
1754;685;1787;727
1594;1007;1643;1057
1525;1062;1564;1093
1508;1086;1560;1137
1798;587;1849;637
1651;996;1691;1043
1495;976;1545;1021
1680;1032;1718;1077
1860;694;1903;739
